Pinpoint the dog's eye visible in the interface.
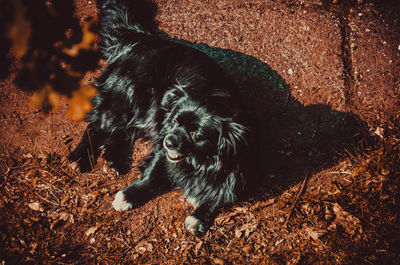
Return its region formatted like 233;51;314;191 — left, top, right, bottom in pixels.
190;131;199;141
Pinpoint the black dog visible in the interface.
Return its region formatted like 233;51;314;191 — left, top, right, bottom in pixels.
69;0;249;233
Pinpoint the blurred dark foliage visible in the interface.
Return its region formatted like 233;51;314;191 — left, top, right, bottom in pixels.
0;1;13;79
0;0;100;116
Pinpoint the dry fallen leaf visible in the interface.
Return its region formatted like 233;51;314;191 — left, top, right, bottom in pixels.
214;211;240;225
85;226;99;237
331;203;363;236
213;257;225;265
50;219;62;230
61;195;71;205
94;188;109;197
28;202;44;212
252;198;275;210
234;222;258;238
59;211;75;224
37;153;48;160
233;206;248;213
304;226;327;241
242;244;253;253
22;153;33;159
136;242;154;254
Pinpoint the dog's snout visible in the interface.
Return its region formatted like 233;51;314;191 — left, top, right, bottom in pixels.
164;135;177;150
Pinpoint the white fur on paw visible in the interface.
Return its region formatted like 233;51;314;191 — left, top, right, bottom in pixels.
185;215;206;234
112;190;133;211
186;196;199;208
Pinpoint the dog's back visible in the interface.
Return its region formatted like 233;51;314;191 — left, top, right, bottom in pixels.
97;0;158;61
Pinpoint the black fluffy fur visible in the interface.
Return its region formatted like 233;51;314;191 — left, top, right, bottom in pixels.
69;0;249;233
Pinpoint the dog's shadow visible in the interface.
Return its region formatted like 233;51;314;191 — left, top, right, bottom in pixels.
169;37;369;199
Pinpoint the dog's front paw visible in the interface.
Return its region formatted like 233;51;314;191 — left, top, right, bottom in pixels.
185;215;206;234
112;190;133;211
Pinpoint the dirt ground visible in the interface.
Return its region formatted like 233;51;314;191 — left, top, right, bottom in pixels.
1;0;400;264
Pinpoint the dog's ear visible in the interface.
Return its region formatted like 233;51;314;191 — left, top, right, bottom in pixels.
218;120;247;161
161;86;187;110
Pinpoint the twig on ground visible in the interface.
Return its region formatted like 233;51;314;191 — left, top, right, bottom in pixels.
35;192;59;206
283;171;310;228
327;171;352;175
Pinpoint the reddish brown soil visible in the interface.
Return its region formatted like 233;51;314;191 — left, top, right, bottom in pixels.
1;0;399;264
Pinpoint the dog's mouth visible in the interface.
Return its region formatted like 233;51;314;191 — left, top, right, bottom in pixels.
166;149;186;163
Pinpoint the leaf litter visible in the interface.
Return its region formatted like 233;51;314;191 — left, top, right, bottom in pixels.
1;124;399;265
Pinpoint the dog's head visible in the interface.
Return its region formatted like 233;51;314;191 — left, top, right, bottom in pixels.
161;97;247;170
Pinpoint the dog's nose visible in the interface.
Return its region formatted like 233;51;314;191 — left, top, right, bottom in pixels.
164;135;176;150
